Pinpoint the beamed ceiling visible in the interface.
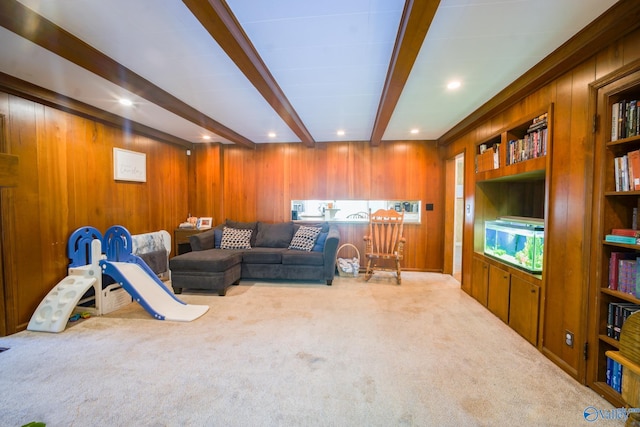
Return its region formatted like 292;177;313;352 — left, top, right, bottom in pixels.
0;0;636;149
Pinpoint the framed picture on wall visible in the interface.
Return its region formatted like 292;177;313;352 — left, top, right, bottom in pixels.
197;217;213;230
113;148;146;182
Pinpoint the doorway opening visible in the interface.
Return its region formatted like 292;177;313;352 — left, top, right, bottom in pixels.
452;153;464;282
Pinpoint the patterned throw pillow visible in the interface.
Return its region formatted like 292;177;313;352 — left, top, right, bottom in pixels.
289;226;322;251
220;227;252;249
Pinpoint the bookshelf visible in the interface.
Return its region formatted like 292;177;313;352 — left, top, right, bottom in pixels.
588;65;640;407
471;105;552;347
604;311;640;424
475;107;550;182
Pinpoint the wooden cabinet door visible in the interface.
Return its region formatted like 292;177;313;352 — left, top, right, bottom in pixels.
488;264;510;323
509;276;540;345
471;256;489;306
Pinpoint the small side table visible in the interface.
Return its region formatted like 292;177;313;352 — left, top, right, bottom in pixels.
174;228;205;256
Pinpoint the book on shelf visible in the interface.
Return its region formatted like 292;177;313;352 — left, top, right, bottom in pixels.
612;99;640;141
619;259;637;294
605;234;640;244
612;151;640;192
611;228;640;237
637;259;640;298
606;356;623;393
612;102;620;141
629;101;638;138
529;113;548;130
607;302;640;340
609;252;637;290
614;155;629;191
629;149;640;190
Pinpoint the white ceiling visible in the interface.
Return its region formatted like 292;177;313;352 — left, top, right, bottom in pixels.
0;0;620;145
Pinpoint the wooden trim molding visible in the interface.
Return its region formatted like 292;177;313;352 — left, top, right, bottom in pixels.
0;0;254;148
370;0;440;146
437;0;640;146
0;114;17;336
0;72;193;149
183;0;315;147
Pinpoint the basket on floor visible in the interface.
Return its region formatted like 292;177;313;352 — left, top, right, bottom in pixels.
336;243;360;277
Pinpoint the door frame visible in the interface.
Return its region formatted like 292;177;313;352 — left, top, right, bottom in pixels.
443;152;465;282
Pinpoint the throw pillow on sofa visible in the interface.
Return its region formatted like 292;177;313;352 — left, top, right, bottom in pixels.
289;226;322;251
312;231;328;252
220;227;253;249
226;219;258;247
214;228;222;248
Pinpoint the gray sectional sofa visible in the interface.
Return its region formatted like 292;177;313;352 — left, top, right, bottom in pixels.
169;219;340;295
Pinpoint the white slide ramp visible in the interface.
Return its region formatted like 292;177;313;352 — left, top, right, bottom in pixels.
107;262;209;322
27;275;97;333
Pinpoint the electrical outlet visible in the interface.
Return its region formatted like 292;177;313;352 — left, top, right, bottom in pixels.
565;331;574;348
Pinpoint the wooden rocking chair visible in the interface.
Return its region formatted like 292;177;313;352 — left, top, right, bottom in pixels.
363;208;405;284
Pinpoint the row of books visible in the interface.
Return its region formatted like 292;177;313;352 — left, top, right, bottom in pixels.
613;149;640;191
606;356;623;393
506;128;548;166
607;302;640;340
612;99;640;141
608;248;640;297
505;115;548;166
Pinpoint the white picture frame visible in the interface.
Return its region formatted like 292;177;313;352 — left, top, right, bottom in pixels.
113;148;146;182
197;217;213;230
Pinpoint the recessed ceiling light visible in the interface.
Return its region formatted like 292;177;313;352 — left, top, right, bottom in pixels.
268;132;276;138
447;80;461;90
202;135;211;140
337;130;345;136
118;98;133;106
410;128;419;134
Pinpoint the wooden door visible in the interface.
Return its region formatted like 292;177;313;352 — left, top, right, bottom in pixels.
509;276;540;345
488;264;510;323
471;256;489;306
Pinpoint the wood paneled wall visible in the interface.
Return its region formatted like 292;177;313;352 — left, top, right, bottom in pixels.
0;94;189;334
190;141;444;272
440;28;640;379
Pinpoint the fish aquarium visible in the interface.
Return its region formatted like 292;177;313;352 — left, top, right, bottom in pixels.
484;217;544;273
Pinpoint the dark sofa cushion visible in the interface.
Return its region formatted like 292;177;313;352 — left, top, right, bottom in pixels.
282;250;324;266
189;228;216;251
242;248;287;264
294;221;329;233
255;222;294;248
169;249;243;273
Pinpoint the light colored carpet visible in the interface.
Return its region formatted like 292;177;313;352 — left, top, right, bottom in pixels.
0;272;623;426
